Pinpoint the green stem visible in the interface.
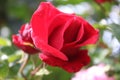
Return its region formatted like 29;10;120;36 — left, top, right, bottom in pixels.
19;54;30;80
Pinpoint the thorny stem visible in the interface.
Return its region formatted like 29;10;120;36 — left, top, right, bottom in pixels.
31;62;46;75
19;54;30;80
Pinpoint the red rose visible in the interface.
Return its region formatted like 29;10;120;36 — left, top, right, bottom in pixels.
31;2;99;72
95;0;113;4
12;23;39;54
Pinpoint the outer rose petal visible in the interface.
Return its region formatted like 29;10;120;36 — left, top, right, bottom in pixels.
31;36;68;61
31;2;69;61
31;2;60;44
12;23;39;54
39;50;90;72
12;35;39;54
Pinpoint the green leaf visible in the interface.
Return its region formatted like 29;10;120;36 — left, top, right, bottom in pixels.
8;64;20;78
0;37;11;46
8;54;21;63
0;60;9;79
42;66;72;80
108;24;120;42
53;0;93;5
1;45;17;55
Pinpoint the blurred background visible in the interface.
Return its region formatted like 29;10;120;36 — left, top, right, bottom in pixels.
0;0;120;80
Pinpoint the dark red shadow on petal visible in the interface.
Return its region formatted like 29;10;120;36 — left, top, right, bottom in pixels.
39;49;90;72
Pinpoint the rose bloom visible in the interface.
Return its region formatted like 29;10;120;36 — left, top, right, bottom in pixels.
94;0;113;4
71;64;115;80
12;23;39;54
30;2;99;72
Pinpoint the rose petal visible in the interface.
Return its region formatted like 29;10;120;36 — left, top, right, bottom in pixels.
95;0;113;4
32;36;68;61
12;35;39;54
39;50;90;72
31;2;68;60
64;17;99;47
31;2;60;44
19;23;33;42
75;22;99;47
48;14;75;49
63;17;81;43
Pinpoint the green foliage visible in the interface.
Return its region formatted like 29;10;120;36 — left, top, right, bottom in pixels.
1;46;17;55
108;24;120;42
0;60;9;79
7;0;33;22
8;64;20;78
43;67;72;80
53;0;93;5
0;37;11;46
